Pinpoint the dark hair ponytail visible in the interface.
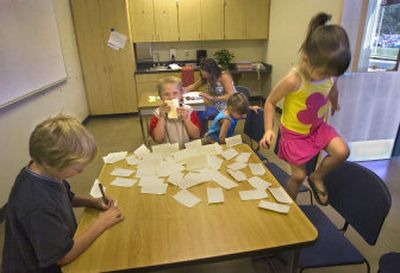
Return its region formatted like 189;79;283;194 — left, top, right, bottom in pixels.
300;12;351;76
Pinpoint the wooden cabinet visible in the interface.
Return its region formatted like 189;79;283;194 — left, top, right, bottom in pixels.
178;0;224;41
129;0;178;42
71;0;137;115
225;0;269;40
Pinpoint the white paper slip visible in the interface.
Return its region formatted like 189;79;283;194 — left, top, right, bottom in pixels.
141;183;168;195
207;187;224;204
258;200;291;214
165;98;179;119
227;161;247;170
239;189;268;201
167;172;184;186
139;176;165;186
248;176;272;190
157;162;185;177
184;139;203;150
249;163;266;176
173;148;197;162
211;170;238;190
225;135;242;147
102;151;128;164
135;166;157;177
178;172;209;189
151;142;180;155
184;153;208;171
110;167;135;177
107;30;127;50
207;155;224;170
235;152;251;163
89;179;106;198
111;177;137;187
173;190;201;208
199;142;223;155
126;155;140;165
222;148;239;160
268;187;293;204
134;144;151;159
226;169;247;182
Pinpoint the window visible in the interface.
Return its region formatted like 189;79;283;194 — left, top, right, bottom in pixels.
359;0;400;72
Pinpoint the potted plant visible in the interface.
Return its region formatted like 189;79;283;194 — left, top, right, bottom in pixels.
214;49;235;70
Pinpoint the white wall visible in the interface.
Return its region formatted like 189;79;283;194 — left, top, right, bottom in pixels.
267;0;343;88
0;0;89;205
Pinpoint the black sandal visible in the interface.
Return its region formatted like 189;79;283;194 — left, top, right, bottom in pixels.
307;177;328;206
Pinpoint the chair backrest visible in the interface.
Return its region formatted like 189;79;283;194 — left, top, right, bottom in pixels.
244;108;264;143
235;85;251;100
0;203;7;224
325;161;392;245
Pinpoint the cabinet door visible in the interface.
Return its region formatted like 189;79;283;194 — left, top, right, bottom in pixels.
179;0;201;41
130;0;155;42
201;0;224;40
99;0;137;113
246;0;269;39
154;0;179;41
224;0;246;39
71;0;114;115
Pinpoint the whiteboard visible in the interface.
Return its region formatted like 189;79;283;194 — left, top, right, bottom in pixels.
0;0;67;108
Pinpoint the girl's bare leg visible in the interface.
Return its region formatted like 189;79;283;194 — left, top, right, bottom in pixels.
287;163;307;201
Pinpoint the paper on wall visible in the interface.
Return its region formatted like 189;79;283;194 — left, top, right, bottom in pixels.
107;30;127;50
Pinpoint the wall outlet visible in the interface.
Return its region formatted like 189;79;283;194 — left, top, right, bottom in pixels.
169;48;176;60
184;50;190;57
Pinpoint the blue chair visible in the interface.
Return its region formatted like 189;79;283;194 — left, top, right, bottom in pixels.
378;252;400;273
299;161;392;273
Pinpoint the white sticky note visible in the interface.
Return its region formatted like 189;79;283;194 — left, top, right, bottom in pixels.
235;152;251;163
258;200;290;214
165;98;179;119
225;135;242;147
167;172;184;186
239;189;268;201
139;176;165;186
89;179;105;198
226;169;247;182
173;190;201;208
141;183;168;195
248;176;272;190
134;144;151;159
110;177;137;187
227;161;247;170
208;155;224;170
102;151;128;164
207;187;224;204
110;167;135;177
126;155;140;165
211;170;238;190
249;163;266;176
184;139;203;150
222;148;239;160
268;187;293;204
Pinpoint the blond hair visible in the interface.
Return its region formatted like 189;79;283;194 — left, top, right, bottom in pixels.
157;76;183;96
29;115;97;171
227;93;249;115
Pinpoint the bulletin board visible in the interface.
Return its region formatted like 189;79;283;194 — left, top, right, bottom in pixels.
0;0;67;109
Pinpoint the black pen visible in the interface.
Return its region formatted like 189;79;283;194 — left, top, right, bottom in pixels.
98;183;108;204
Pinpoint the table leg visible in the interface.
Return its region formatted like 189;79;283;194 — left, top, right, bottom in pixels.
288;249;300;273
139;111;146;145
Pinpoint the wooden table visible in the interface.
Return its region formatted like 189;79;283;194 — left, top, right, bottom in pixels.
62;144;317;273
137;91;206;145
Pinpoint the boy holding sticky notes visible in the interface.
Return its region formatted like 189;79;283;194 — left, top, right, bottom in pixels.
149;76;201;148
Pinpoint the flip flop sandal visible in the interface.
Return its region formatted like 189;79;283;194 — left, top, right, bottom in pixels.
307;177;328;206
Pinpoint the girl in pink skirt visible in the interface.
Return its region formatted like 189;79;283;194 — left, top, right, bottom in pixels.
260;12;351;205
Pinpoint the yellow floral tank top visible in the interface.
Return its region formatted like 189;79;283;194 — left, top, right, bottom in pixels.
281;69;333;135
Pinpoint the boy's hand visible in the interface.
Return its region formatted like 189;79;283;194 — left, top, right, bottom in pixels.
177;107;189;120
96;205;124;231
94;197;114;211
159;103;171;117
259;129;275;149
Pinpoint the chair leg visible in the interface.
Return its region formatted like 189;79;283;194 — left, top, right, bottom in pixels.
365;259;371;273
308;189;314;205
